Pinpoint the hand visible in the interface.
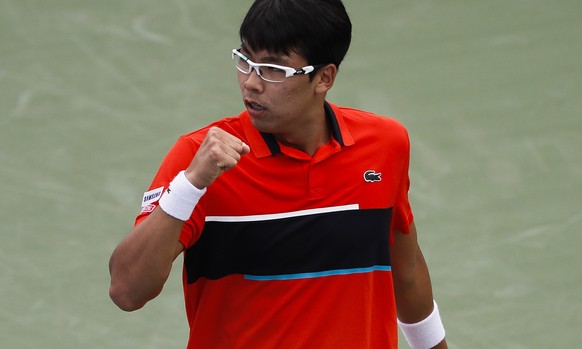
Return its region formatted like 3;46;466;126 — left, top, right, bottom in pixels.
184;127;250;189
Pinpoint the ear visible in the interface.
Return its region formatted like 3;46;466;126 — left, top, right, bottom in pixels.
314;64;338;94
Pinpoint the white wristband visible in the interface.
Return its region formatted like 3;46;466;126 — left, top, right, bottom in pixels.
158;170;206;221
398;300;445;349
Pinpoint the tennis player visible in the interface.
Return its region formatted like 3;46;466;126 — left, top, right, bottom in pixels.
109;0;447;348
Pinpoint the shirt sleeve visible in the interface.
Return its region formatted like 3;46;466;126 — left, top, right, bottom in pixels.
390;128;414;237
134;133;207;248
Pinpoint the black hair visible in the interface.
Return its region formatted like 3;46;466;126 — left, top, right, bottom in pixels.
239;0;352;69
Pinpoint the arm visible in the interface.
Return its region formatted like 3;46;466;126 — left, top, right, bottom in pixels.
109;127;250;311
390;221;447;349
109;209;185;311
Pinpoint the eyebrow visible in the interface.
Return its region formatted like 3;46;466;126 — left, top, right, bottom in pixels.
240;44;288;65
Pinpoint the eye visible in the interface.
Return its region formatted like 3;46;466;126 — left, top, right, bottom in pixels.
265;66;284;73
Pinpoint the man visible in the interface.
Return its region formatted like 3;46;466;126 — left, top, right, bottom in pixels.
109;0;447;348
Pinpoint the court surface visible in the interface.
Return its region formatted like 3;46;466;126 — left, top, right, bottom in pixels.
1;0;581;348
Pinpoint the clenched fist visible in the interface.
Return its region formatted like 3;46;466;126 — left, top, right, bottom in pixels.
184;127;250;189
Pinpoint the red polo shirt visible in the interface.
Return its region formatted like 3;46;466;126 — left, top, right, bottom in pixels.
136;102;413;348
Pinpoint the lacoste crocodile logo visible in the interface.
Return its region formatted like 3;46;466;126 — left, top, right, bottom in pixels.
364;170;382;182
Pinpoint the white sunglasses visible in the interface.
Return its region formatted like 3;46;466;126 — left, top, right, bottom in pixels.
232;48;323;83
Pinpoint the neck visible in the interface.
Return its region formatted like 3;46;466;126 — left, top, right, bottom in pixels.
275;105;330;156
275;128;330;156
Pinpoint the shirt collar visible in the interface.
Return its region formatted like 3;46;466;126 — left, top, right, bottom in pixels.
240;101;354;158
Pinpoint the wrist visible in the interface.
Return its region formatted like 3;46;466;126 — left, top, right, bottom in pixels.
183;169;208;190
398;300;446;349
158;170;207;221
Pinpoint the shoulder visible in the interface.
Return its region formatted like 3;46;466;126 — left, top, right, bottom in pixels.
336;105;410;146
339;106;407;129
160;114;245;170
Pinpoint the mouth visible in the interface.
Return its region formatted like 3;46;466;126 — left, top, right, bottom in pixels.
245;99;267;112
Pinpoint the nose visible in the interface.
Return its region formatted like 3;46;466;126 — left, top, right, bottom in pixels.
243;67;264;93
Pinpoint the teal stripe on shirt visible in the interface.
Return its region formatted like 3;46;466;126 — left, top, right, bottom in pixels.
244;265;392;281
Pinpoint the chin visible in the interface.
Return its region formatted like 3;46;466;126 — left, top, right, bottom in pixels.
249;115;278;134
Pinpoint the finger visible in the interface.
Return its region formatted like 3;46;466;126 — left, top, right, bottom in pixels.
221;137;250;156
215;144;244;170
240;142;251;155
214;160;227;171
186;129;249;188
208;127;250;155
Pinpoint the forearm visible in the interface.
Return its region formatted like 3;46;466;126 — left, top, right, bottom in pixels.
393;247;434;322
109;208;184;311
396;276;447;349
393;250;447;348
391;224;447;348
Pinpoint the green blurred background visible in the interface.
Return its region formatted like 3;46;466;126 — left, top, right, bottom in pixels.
1;0;581;348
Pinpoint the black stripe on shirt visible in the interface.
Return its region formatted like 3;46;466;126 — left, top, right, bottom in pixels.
184;207;392;283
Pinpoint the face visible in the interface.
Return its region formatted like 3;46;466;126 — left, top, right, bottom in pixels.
236;45;323;137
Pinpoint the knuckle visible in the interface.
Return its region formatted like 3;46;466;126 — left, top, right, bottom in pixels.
208;147;223;159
